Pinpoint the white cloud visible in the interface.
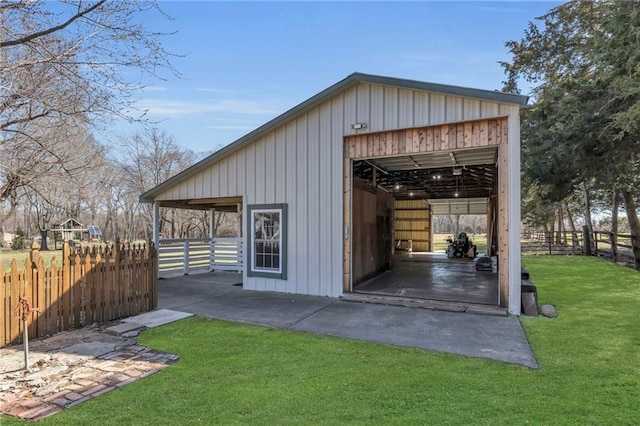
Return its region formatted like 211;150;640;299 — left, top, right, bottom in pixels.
194;87;243;94
204;125;258;130
136;98;288;118
143;86;167;92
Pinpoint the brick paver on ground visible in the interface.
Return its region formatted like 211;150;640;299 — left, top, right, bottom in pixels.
0;327;179;421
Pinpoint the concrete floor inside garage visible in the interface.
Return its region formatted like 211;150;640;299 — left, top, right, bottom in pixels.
353;252;498;306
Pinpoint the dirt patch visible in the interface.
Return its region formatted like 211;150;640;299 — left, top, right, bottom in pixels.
0;325;179;421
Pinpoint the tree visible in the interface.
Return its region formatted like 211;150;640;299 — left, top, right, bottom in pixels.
116;128;197;240
0;0;178;224
502;0;640;267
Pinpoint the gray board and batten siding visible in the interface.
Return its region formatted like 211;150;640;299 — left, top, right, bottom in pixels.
140;73;527;305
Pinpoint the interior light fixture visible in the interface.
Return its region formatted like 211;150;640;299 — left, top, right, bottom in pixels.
454;175;459;197
453;166;463;176
409;192;414;197
394;184;401;190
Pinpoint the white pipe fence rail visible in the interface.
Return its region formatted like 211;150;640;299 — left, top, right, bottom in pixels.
158;238;243;277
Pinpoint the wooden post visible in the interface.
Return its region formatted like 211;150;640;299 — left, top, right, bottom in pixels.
237;203;242;238
151;242;158;309
209;208;215;271
152;201;160;249
28;242;40;339
183;240;189;275
582;225;592;256
62;240;70;331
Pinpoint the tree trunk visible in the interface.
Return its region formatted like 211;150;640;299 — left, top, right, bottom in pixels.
452;215;460;238
170;208;176;239
39;228;49;251
583;181;595;235
39;216;49;251
564;200;579;248
622;191;640;269
557;204;565;244
611;191;620;262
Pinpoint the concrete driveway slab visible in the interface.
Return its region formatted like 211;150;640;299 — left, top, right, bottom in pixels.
291;301;537;368
181;291;337;329
158;273;537;368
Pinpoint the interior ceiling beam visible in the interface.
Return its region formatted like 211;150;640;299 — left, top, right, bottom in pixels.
363;160;389;175
353;158;497;200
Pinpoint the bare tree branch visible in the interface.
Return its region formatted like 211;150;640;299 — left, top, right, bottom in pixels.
0;0;106;48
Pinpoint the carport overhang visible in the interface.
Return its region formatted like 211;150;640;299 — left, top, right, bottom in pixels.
142;196;243;251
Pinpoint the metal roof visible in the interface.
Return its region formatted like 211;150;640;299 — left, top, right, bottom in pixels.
140;73;528;203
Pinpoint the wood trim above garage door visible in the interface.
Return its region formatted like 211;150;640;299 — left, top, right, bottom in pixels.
345;117;507;159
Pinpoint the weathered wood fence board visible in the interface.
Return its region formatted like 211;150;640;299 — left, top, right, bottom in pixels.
521;230;639;269
1;241;157;348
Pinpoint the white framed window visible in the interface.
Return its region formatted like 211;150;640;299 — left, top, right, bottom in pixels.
247;204;287;279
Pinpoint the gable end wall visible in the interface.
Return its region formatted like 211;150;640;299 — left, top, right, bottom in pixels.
154;83;517;297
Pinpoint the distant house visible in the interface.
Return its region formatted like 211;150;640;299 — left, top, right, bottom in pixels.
2;232;16;247
141;73;527;314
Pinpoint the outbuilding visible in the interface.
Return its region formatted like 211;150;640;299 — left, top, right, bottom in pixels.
140;73;528;314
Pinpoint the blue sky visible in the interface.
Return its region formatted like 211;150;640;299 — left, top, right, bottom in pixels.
119;1;561;154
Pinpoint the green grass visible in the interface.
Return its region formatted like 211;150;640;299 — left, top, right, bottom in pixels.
2;256;639;424
432;233;487;254
1;248;62;273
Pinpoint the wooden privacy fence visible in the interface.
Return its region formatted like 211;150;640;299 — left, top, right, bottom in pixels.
1;241;157;348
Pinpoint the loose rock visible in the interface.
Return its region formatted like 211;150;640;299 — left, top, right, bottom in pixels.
540;304;557;318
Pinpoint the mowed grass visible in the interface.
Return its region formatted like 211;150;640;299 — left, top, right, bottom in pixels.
2;256;639;424
432;233;487;254
0;248;62;273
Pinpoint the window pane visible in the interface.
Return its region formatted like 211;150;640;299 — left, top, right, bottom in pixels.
251;207;284;274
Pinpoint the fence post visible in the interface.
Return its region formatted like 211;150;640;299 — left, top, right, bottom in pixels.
209;238;215;272
150;242;158;310
582;225;592;256
62;240;70;331
633;234;640;270
28;242;40;340
183;240;189;275
610;232;618;262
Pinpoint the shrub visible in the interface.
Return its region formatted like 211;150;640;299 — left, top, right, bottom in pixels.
12;228;26;250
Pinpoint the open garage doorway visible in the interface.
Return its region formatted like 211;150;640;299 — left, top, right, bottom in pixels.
345;127;503;308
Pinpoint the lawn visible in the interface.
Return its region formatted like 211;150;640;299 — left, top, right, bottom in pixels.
2;256;639;424
0;248;62;273
432;233;487;254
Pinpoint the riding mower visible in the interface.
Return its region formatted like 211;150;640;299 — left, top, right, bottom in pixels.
446;232;477;259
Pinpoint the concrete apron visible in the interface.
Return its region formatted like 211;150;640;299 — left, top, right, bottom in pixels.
158;272;538;368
